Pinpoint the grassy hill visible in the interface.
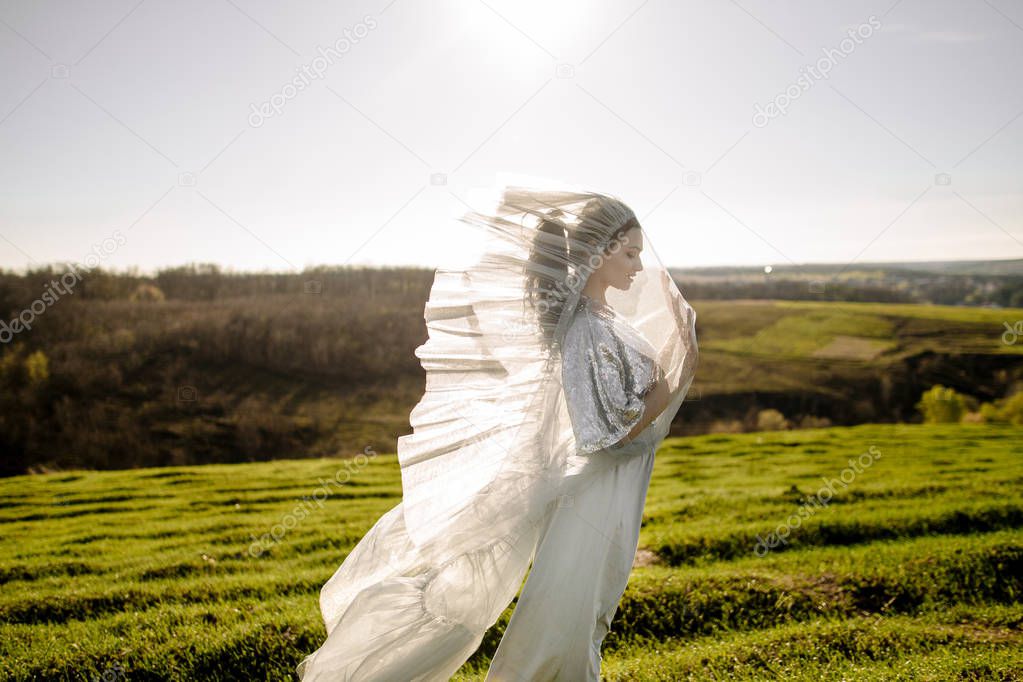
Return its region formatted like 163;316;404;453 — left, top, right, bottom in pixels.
2;423;1020;680
669;299;1023;432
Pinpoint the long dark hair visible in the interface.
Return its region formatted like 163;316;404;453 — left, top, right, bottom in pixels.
524;197;641;346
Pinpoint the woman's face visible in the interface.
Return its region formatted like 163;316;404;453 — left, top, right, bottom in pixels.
598;226;644;291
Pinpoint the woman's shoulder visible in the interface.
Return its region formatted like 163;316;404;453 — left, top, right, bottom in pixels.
566;297;655;359
564;297;617;344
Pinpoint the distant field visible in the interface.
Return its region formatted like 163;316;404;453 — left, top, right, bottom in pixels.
697;299;1023;363
687;299;1023;425
2;423;1020;680
5;295;1022;474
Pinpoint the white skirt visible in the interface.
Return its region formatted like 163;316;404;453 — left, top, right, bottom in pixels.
297;441;656;682
485;445;655;681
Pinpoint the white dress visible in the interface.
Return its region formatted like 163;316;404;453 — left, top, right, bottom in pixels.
296;294;673;682
485;444;655;679
486;295;661;680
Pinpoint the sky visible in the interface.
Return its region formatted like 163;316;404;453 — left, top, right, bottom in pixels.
0;0;1021;275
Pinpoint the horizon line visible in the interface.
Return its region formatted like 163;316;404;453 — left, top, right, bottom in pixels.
1;253;1020;278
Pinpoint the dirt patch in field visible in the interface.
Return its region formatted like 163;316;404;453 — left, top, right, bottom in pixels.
633;548;664;568
812;335;892;360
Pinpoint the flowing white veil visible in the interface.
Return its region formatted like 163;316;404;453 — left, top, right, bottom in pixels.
297;177;698;681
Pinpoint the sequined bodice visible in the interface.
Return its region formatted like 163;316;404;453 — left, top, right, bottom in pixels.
561;295;659;454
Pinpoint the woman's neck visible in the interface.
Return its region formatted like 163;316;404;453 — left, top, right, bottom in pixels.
581;278;608;306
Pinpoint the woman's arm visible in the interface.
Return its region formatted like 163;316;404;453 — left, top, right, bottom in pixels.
620;274;699;444
623;371;670;441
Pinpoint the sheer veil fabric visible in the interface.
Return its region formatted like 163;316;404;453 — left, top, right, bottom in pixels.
296;179;698;681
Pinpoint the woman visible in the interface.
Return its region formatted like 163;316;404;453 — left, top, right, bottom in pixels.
297;182;698;681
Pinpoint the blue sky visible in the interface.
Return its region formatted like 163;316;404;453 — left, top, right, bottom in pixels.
1;0;1021;275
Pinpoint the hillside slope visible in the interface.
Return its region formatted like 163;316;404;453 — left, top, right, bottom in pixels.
1;423;1020;680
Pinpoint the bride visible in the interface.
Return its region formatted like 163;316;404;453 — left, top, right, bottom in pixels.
297;180;699;681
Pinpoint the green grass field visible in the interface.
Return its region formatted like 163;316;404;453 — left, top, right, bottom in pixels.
2;423;1021;680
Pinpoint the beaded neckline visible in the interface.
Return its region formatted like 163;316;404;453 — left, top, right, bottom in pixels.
578;293;615;316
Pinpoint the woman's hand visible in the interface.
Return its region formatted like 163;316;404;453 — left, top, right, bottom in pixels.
621;273;699;446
